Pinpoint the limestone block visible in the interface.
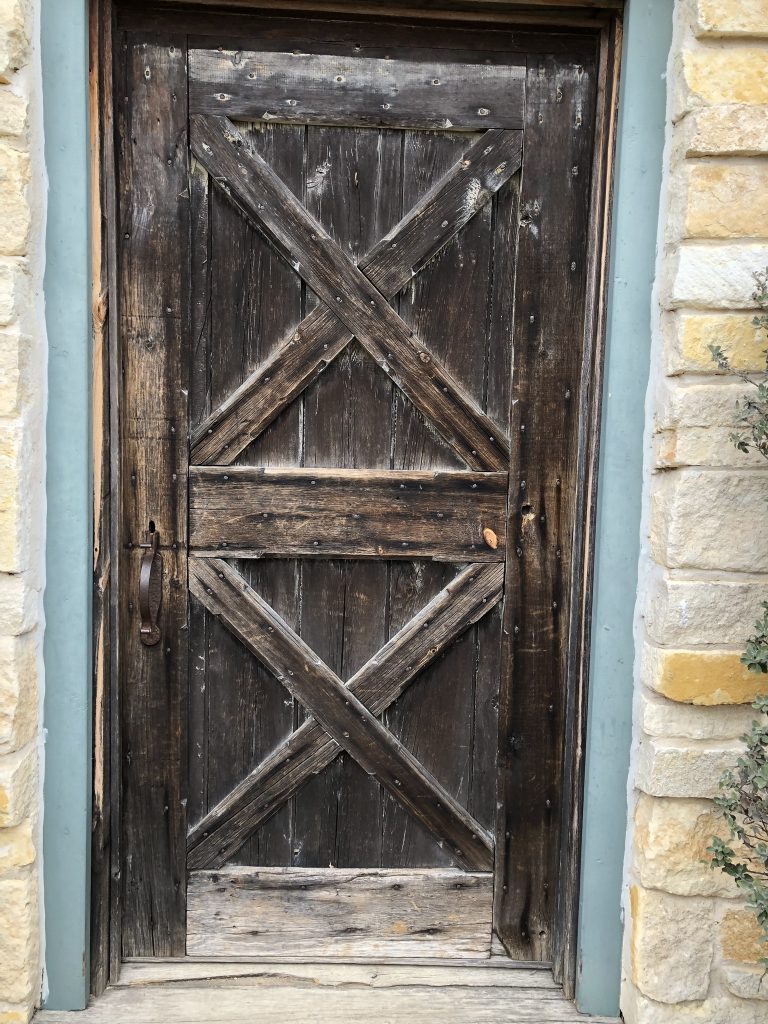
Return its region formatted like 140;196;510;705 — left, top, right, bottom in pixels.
644;575;768;647
0;870;38;1004
0;742;35;827
694;0;768;38
679;105;768;157
720;908;764;965
634;735;742;799
666;312;768;375
0;1006;33;1024
666;243;768;310
723;963;768;999
629;886;714;1002
622;982;768;1024
0;817;34;870
0;88;26;137
0;419;27;573
633;793;739;897
0;574;37;635
0;141;29;256
0;632;37;751
638;687;758;741
654;380;760;468
645;646;767;706
685;163;768;240
650;470;768;573
678;47;768;115
0;257;26;326
0;0;29;85
0;326;22;416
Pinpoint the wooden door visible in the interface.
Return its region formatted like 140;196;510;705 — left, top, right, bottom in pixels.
112;9;603;970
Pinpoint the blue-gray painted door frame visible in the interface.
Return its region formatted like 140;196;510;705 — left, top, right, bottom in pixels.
41;0;91;1011
40;0;671;1013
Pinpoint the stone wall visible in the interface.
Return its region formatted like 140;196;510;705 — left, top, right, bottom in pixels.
623;0;768;1021
0;1;44;1023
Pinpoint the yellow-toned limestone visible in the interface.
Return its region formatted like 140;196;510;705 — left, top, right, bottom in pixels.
668;313;766;374
720;909;764;965
685;163;768;239
695;0;768;38
682;48;768;108
648;648;767;706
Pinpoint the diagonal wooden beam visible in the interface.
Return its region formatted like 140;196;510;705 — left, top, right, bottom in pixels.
191;126;521;467
188;561;504;868
189;557;496;871
190;115;513;471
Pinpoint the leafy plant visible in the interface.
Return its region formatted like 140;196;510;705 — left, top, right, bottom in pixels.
708;269;768;964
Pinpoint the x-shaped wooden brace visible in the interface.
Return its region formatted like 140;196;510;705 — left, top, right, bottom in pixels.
189;115;522;470
188;557;504;872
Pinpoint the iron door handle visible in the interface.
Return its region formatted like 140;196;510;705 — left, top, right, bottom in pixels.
138;529;162;647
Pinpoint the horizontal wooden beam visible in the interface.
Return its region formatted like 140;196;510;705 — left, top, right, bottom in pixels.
189;468;507;560
189;49;525;130
187;867;493;959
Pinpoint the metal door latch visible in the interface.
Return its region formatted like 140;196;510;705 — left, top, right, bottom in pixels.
138;527;162;647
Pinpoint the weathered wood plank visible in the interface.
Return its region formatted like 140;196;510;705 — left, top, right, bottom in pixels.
187;868;493;959
190;114;509;471
189;558;494;871
116;35;189;959
115;960;555;987
494;54;597;962
189;467;506;560
35;974;620;1024
189;49;525;130
190;127;521;466
187;562;504;868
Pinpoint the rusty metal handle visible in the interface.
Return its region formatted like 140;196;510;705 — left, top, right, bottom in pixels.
139;529;162;647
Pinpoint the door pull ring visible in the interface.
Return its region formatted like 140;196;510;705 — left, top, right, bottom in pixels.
139;528;162;647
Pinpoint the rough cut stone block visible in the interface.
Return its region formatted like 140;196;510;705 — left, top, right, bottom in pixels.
0;1006;33;1024
633;793;738;897
666;243;768;310
638;687;758;741
0;870;38;1004
651;470;768;573
678;47;768;114
645;575;768;648
685;163;768;239
720;908;763;965
723;963;768;1000
0;817;34;870
645;646;767;706
0;573;37;635
634;735;742;799
654;380;759;468
622;982;768;1024
0;742;35;828
0;327;23;417
0;631;37;752
629;886;714;1002
679;105;768;157
0;88;26;137
0;257;26;326
0;142;28;256
0;0;29;85
666;312;767;375
694;0;768;37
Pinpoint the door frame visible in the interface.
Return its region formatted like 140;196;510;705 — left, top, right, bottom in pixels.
43;0;673;1013
90;0;620;998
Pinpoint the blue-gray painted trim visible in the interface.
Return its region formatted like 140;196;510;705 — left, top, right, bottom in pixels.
41;0;91;1010
576;0;673;1015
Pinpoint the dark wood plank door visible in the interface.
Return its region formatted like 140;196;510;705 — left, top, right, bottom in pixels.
113;12;600;967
